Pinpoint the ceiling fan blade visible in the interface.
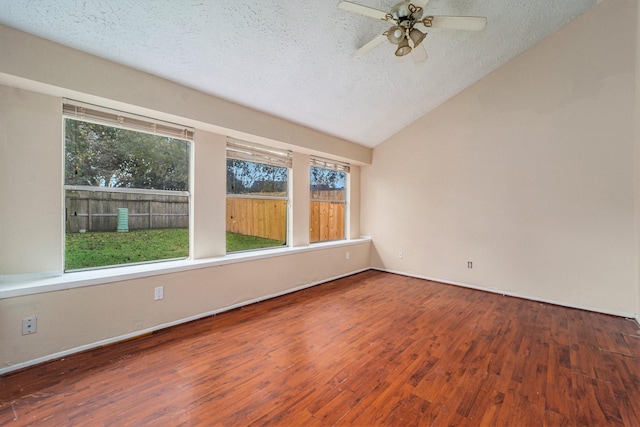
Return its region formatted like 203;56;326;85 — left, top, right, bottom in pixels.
338;1;389;20
353;34;387;58
423;16;487;31
412;43;428;64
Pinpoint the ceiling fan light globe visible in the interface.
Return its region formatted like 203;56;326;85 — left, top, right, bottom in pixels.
387;26;405;44
409;28;427;47
395;38;412;57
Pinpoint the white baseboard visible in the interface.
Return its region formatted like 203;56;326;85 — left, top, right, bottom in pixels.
0;267;370;376
373;267;636;319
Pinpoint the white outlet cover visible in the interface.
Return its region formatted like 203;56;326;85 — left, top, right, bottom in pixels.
22;316;37;335
154;287;164;300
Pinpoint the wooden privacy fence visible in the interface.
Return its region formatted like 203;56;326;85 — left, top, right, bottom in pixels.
66;186;345;241
226;197;287;241
226;196;345;242
310;201;345;243
310;189;346;242
65;186;189;233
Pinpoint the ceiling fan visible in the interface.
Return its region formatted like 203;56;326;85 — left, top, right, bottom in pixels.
338;0;486;63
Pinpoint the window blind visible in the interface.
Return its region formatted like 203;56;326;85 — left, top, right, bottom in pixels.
227;138;292;168
310;156;350;173
63;100;194;141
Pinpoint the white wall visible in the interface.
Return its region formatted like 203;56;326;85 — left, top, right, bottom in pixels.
191;130;227;259
292;152;311;246
362;0;639;317
0;24;371;166
0;26;371;372
0;87;63;277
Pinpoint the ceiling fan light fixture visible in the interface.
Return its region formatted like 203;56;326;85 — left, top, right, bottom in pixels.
409;28;426;47
395;37;412;57
387;26;405;44
338;1;487;62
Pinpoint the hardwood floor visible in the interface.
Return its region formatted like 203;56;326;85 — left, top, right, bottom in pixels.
1;270;639;426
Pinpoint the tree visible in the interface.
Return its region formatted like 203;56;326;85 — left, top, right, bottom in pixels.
310;167;345;190
65;120;189;191
226;158;287;195
310;167;345;201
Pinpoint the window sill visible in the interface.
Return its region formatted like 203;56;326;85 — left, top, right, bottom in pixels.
0;237;372;299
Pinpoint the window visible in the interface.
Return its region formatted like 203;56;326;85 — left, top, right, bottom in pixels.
310;158;349;243
226;139;291;252
63;101;193;270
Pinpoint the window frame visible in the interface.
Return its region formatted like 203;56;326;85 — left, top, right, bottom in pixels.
309;157;350;244
226;139;292;253
62;101;194;271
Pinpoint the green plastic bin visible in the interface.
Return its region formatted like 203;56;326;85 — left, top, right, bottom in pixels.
117;208;129;232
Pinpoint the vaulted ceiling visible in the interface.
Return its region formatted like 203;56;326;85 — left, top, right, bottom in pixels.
0;0;597;147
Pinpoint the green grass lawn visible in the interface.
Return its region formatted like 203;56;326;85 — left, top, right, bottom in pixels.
225;232;285;253
65;229;284;270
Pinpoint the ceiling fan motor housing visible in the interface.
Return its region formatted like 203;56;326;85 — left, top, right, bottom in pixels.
391;2;423;23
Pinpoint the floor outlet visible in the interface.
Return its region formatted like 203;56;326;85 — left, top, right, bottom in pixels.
22;316;37;335
154;287;164;300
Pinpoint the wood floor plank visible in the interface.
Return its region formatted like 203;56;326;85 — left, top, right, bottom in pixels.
622;332;640;354
1;270;639;426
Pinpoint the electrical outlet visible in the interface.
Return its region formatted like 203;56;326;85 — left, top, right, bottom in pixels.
345;251;350;260
154;286;164;300
398;251;404;259
22;316;37;335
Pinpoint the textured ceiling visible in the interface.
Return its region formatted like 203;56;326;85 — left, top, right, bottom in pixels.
0;0;597;147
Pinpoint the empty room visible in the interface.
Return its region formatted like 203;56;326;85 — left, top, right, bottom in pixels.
1;0;639;425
